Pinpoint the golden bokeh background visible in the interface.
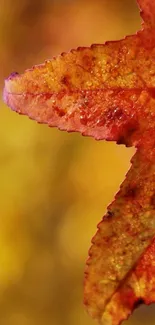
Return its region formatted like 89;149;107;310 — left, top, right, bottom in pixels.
0;0;155;324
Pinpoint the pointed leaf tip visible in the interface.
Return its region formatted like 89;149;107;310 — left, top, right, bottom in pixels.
3;28;155;145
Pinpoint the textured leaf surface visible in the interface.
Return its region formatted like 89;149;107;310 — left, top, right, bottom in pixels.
3;31;155;145
3;0;155;324
84;144;155;324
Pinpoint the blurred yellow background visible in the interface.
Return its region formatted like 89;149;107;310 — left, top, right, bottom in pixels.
0;0;154;324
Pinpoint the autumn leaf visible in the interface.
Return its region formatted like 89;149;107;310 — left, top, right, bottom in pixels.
2;0;155;324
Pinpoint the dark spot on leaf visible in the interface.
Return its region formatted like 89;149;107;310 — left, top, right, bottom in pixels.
82;54;95;70
54;106;65;117
117;119;139;146
124;186;138;199
126;123;138;137
134;298;144;309
61;75;71;87
150;194;155;207
104;210;114;221
117;135;127;145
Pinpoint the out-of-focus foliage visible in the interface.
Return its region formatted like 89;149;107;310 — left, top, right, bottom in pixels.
1;1;155;325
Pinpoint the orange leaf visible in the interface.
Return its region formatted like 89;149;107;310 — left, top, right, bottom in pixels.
84;144;155;324
3;0;155;324
137;0;155;27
